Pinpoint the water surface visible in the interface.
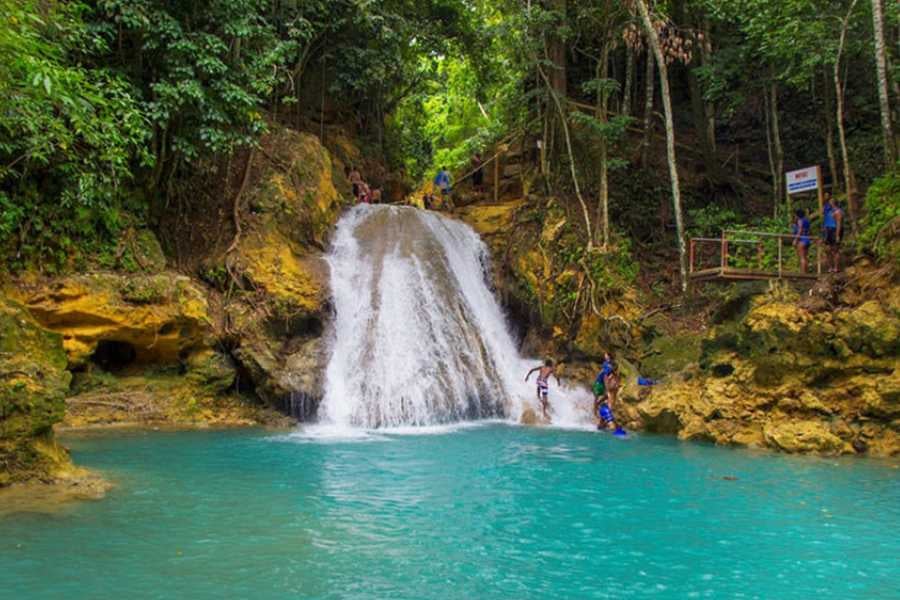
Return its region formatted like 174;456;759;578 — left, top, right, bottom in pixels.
2;426;898;599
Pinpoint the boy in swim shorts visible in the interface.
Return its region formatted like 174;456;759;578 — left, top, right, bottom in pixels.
525;359;560;420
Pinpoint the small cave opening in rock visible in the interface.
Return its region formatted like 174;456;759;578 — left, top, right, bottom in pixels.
91;340;138;373
711;363;735;378
232;360;257;396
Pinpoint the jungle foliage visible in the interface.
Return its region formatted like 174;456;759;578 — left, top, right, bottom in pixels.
0;0;897;273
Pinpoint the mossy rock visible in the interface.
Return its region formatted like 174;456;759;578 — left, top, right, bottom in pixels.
119;275;175;305
642;334;702;380
0;297;72;485
132;229;167;273
185;350;237;395
834;301;899;358
247;129;349;250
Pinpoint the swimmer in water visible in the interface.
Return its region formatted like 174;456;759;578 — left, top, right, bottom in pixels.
525;359;560;420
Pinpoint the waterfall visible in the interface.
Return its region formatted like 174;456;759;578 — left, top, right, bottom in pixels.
318;205;588;429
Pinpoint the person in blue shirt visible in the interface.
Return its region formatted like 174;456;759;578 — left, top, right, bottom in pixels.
434;167;452;205
591;356;613;413
593;352;621;429
792;209;812;273
822;194;844;273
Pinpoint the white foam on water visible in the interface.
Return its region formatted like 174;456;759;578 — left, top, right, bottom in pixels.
317;205;592;430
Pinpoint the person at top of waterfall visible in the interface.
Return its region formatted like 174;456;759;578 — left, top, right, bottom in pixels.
434;167;452;198
370;187;383;204
471;153;484;193
792;209;812;273
358;182;371;204
525;359;560;420
822;195;844;273
349;166;363;200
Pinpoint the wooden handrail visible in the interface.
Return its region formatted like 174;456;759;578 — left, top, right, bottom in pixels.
688;230;824;282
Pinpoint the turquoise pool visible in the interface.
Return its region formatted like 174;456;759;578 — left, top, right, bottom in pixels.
2;425;898;599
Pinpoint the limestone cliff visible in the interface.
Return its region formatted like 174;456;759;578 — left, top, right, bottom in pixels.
0;298;71;485
621;268;900;456
455;198;641;364
1;125;354;487
455;190;898;457
222;128;351;411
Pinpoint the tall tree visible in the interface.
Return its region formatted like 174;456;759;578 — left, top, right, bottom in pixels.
834;0;859;223
595;41;612;249
674;0;719;180
634;0;688;292
622;46;635;116
641;50;655;167
769;76;785;215
871;0;897;165
547;0;569;97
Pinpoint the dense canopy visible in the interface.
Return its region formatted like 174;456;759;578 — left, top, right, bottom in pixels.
0;0;897;274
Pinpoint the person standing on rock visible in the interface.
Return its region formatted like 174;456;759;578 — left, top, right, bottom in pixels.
525;359;560;421
349;166;363;201
434;167;452;206
792;209;812;273
471;153;484;194
822;195;844;273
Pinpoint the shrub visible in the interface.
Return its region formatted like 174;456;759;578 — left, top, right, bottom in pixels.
857;169;900;262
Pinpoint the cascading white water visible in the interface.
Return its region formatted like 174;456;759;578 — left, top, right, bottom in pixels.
319;205;589;429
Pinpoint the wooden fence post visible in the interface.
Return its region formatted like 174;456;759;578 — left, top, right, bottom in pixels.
493;151;500;203
689;240;695;274
777;237;783;278
720;231;727;273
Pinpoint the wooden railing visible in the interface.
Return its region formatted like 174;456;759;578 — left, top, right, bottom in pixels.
689;229;823;282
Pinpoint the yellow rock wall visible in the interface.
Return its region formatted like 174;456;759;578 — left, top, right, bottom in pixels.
7;274;214;368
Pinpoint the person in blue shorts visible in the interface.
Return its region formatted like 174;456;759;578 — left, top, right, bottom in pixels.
792;209;812;273
822;194;844;273
434;167;452;207
593;352;623;431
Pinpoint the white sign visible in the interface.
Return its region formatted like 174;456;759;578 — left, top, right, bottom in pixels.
786;167;819;195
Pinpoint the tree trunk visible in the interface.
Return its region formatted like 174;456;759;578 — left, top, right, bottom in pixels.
835;0;859;225
688;67;719;179
641;51;655;168
636;0;688;292
622;47;634;117
763;90;778;217
538;66;593;249
871;0;897;165
595;43;611;249
675;0;718;179
700;18;716;153
769;78;786;216
547;0;568;98
822;71;841;194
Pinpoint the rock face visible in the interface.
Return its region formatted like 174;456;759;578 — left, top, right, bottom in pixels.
9;273;214;368
454;198;642;362
223;128;350;412
622;279;900;456
0;297;72;485
0;124;364;492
